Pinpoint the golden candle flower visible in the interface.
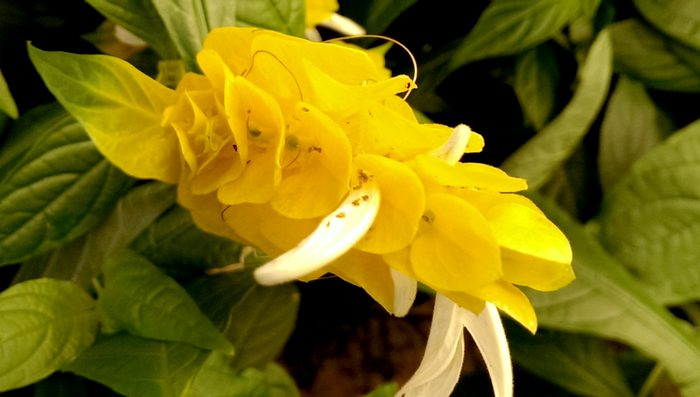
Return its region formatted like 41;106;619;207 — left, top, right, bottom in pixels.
30;26;574;397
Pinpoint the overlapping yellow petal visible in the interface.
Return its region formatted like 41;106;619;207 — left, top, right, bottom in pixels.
270;103;352;219
217;76;285;204
456;281;538;333
343;105;453;159
413;154;527;192
486;202;574;291
411;193;502;292
353;154;424;254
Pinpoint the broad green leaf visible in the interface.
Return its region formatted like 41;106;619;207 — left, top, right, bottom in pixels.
528;195;700;397
363;383;398;397
609;19;700;92
130;205;243;277
85;0;178;59
12;182;175;289
187;272;298;369
449;0;580;70
28;45;181;183
598;119;700;304
0;103;65;181
0;278;99;391
633;0;700;50
0;69;18;119
513;44;559;130
502;30;612;189
185;352;268;397
509;328;634;397
0;110;132;266
98;250;233;353
64;333;208;397
598;76;673;192
236;0;305;37
149;0;211;71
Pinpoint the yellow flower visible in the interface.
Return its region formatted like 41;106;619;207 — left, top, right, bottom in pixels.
30;26;574;397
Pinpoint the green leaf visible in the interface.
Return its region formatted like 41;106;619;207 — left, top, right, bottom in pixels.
149;0;209;71
609;19;700;92
85;0;178;59
0;278;99;391
12;182;175;289
598;119;700;304
509;328;634;397
0;109;132;266
187;272;299;369
185;352;268;397
527;195;700;397
236;0;305;37
598;76;673;192
513;43;559;130
98;250;233;353
27;45;180;183
0;103;65;180
502;30;612;190
633;0;700;50
449;0;580;69
64;333;208;397
362;382;398;397
0;69;18;119
362;0;417;34
131;205;243;277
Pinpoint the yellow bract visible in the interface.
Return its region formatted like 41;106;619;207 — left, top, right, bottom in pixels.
69;27;573;332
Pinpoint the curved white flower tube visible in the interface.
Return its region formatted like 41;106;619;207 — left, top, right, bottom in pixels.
254;182;381;285
397;295;512;397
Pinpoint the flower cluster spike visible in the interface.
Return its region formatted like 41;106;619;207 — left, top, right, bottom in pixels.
31;26;574;397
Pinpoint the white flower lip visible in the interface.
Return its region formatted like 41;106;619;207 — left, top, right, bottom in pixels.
463;303;513;397
396;294;466;397
253;182;381;286
397;296;512;397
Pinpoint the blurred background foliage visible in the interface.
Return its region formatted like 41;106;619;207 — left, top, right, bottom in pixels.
1;0;700;396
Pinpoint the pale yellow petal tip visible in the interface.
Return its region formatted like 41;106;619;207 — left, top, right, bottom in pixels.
253;182;381;285
430;124;471;164
320;13;367;36
390;269;417;317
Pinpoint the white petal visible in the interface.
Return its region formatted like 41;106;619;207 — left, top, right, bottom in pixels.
462;303;513;397
320;13;367;36
430;124;472;165
396;294;465;397
254;182;381;285
390;269;417;317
